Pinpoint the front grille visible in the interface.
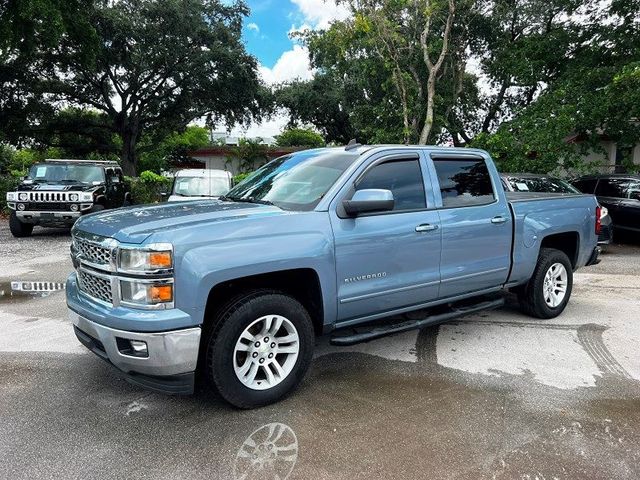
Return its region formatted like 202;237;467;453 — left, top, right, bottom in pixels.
78;269;113;304
21;191;81;202
75;237;113;267
27;202;70;211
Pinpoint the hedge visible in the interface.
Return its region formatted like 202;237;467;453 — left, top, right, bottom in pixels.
125;170;173;205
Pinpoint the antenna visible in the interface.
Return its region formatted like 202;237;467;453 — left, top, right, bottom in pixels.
345;139;362;151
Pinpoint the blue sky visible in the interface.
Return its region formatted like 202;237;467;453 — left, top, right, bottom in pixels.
225;0;350;137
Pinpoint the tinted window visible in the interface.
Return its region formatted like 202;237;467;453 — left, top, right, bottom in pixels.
356;159;426;211
433;159;494;207
595;179;634;198
572;179;597;193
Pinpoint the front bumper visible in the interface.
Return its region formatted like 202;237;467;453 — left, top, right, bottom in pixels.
70;309;200;394
15;210;81;224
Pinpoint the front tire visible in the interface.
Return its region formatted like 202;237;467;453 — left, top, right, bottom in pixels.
205;290;315;408
9;212;33;237
518;248;573;319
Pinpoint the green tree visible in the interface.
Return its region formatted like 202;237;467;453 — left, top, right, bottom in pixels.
275;74;355;144
138;125;210;172
275;128;325;147
29;0;265;175
227;139;269;173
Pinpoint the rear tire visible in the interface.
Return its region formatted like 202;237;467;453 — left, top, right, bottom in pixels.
205;290;315;409
9;212;33;237
518;248;573;319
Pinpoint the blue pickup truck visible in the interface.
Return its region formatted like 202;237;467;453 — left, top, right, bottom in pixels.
66;145;601;408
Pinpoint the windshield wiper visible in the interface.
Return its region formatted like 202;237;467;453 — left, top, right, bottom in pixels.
220;195;275;206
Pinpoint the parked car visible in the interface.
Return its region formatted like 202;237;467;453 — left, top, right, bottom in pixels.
167;169;233;202
501;173;613;245
572;174;640;235
67;146;600;408
5;159;130;238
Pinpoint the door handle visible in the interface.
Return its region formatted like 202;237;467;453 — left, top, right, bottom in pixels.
491;216;508;224
416;223;439;232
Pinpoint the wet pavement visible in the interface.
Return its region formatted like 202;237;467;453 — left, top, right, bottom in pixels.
1;221;639;479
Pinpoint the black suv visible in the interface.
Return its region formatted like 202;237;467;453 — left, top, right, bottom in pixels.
572;174;640;234
5;159;131;237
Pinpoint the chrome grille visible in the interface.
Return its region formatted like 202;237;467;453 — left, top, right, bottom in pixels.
75;237;113;267
77;269;112;304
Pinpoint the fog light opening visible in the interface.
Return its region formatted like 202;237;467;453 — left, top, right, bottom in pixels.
17;203;26;211
70;204;79;212
116;337;149;358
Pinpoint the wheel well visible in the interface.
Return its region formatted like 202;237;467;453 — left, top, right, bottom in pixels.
204;269;324;336
540;232;579;268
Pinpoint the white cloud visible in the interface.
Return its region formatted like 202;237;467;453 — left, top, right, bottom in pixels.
290;0;350;29
247;22;260;32
258;44;313;85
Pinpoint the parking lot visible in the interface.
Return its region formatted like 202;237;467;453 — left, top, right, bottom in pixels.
1;222;639;480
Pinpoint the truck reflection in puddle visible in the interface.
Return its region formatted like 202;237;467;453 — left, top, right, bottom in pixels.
0;281;65;303
233;422;298;480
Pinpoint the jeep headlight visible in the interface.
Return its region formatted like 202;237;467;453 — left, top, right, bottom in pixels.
6;192;17;201
69;193;79;201
18;192;28;201
120;280;173;307
118;244;173;272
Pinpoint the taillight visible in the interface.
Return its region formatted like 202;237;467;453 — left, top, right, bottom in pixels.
595;206;602;235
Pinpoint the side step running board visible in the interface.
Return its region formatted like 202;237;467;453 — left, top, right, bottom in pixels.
330;298;505;346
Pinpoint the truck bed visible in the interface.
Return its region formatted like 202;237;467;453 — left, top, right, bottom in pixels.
506;192;599;286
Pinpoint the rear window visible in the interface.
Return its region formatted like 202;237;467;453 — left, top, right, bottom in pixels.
433;158;495;207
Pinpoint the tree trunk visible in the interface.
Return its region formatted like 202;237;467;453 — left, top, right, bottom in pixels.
120;122;139;176
418;0;455;145
419;75;437;144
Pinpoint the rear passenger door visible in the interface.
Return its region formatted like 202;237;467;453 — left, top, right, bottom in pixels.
331;152;442;321
430;154;512;298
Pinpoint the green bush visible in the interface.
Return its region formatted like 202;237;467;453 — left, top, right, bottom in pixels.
1;174;21;215
126;170;172;205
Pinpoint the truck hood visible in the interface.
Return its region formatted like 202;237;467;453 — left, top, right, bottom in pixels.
74;200;287;244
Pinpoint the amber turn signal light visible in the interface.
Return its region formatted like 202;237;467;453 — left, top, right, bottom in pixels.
149;285;173;302
149;251;172;269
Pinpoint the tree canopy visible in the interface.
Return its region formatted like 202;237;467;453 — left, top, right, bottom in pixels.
1;0;266;175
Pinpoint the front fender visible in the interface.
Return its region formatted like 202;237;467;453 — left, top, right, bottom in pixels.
176;232;337;327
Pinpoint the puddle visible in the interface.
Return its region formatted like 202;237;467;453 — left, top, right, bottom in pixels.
0;281;66;303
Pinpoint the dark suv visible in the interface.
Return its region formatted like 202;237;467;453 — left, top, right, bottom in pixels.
5;159;131;237
572;175;640;234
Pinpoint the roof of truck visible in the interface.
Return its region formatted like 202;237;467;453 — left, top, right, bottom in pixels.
174;169;232;178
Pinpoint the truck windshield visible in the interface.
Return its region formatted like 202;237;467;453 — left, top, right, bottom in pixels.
28;164;105;184
224;150;359;211
172;176;230;197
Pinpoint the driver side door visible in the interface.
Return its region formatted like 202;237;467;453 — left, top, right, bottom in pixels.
330;151;442;322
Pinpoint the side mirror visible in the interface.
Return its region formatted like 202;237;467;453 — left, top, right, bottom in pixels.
343;189;394;217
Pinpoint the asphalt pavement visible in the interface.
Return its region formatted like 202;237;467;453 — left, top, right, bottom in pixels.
1;222;639;479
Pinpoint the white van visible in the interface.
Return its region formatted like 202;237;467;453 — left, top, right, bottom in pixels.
168;169;233;202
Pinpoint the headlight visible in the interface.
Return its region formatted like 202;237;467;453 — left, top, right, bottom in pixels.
118;244;173;272
120;280;173;307
80;192;93;202
6;192;17;201
18;192;28;201
69;193;79;201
